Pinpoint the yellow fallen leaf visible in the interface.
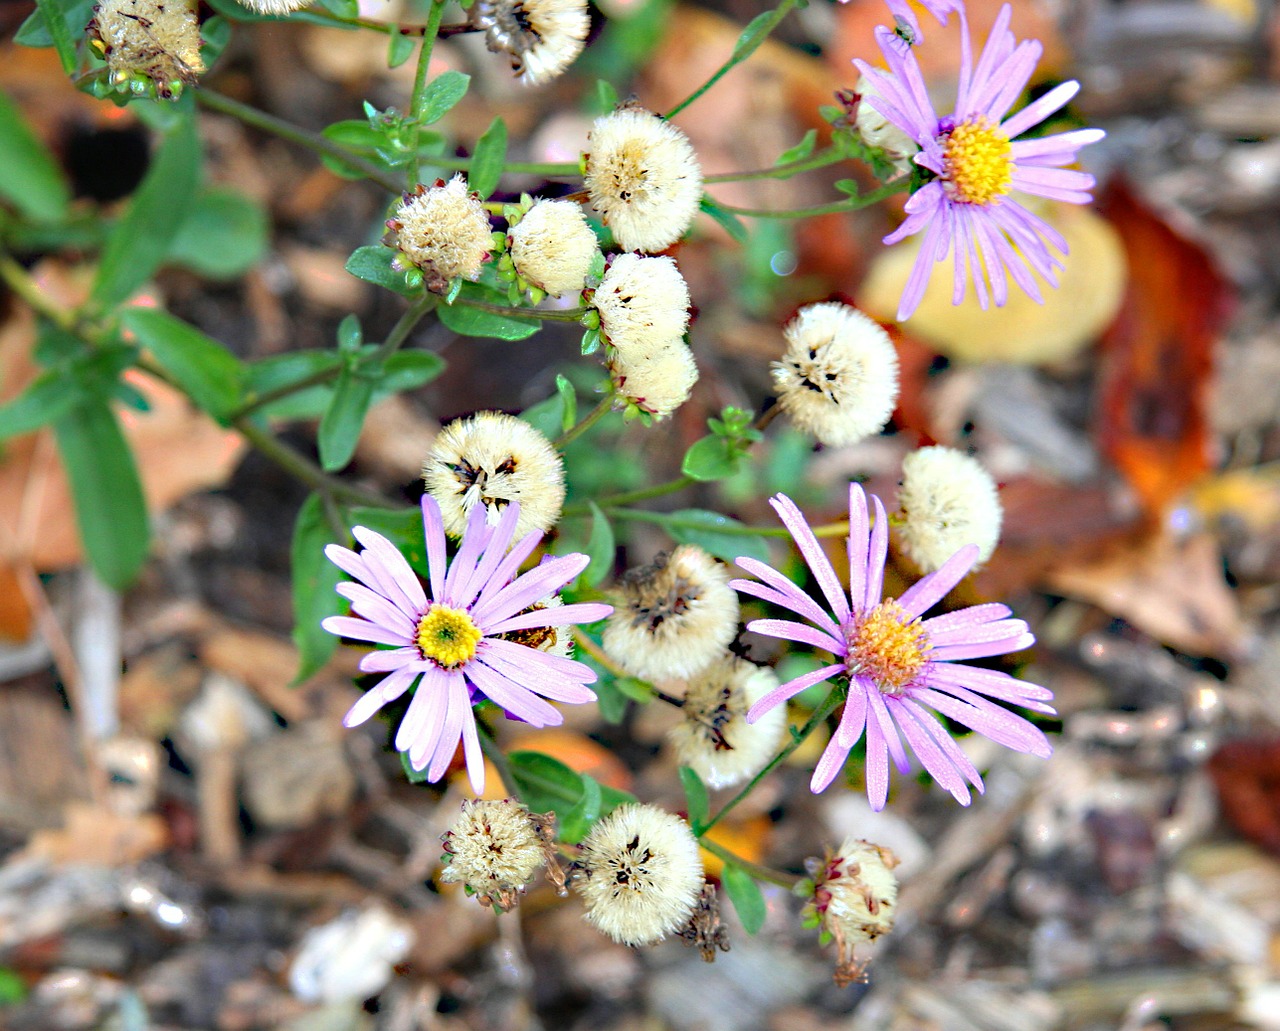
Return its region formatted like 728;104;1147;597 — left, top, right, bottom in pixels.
859;203;1127;365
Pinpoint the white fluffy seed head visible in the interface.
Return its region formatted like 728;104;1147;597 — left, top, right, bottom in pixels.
423;412;566;539
602;545;739;682
387;176;492;293
440;799;548;909
668;656;787;789
232;0;312;12
88;0;204;99
814;837;899;947
508;199;600;298
594;253;691;353
475;0;590;85
895;446;1002;572
584;105;703;253
771;302;900;447
608;339;699;420
854;76;919;176
575;803;704;946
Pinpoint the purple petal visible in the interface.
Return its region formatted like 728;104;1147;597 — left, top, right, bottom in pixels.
444;501;493;604
901;697;985;790
964;4;1016;116
325;544;418;620
481;637;599;685
731;558;842;639
746;663;844;723
922;602;1012;634
454;499;523;607
475;529;545;611
336;582;417;639
889;697;971;804
473;647;598;705
322;615;412;648
867;687;910;774
928;663;1057;715
865;717;890;811
970;209;1009;307
897;544;980;617
475;553;590;628
460;705;484;795
397;666;449;757
421;496;448;601
465;660;562;726
999;80;1080;140
746;618;844;654
930;631;1034;661
864;494;890;611
1011;128;1105;162
485;601;613;635
359;647;422;673
352;526;427;616
847;483;870;611
343;665;419;727
836;678;870;748
428;676;470;781
914;687;1052;757
927;617;1030;649
978;40;1042;124
811;736;853;793
769;494;852;625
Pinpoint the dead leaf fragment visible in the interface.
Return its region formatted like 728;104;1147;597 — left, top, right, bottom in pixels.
22;801;169;867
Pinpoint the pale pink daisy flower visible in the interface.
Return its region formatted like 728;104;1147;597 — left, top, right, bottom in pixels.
834;0;957;48
854;3;1106;321
731;483;1053;810
322;497;612;794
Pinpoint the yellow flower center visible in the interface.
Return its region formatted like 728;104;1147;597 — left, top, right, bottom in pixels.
847;601;931;695
416;604;482;668
942;118;1013;206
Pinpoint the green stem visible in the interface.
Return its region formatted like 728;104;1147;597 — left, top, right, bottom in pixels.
196;90;402;194
609;509;793;538
234;418;395;509
666;0;802;119
429;155;582;179
698;837;799;889
553;394;613;449
564;475;696;517
0;254;77;332
707;179;910;219
450;295;588;323
478;720;522;801
700;686;844;835
409;0;450;187
372;293;438;363
703;147;844;184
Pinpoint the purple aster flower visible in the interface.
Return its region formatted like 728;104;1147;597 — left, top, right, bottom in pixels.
731;483;1053;810
322;496;613;794
854;2;1106;321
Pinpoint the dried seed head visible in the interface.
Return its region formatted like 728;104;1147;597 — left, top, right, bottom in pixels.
594;252;691;352
807;838;899;986
602;545;738;682
584;105;703;253
440;799;554;909
233;0;313;12
387;176;491;293
508;199;600;298
771;302;900;447
87;0;205;100
475;0;590;85
575;803;704;946
853;76;919;175
668;655;787;789
423;411;566;539
677;881;731;961
607;338;699;421
895;446;1002;572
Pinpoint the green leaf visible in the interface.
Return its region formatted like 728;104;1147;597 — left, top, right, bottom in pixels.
317;0;358;18
400;750;430;783
681;434;739;482
591;675;629;725
345;245;418;298
348;505;427;574
243;350;341;419
667;509;771;564
679;766;710;834
387;31;415;69
438;293;541;340
53;399;149;590
417;70;471;125
721;863;767;935
0;91;70;221
34;0;83;73
0;373;79;440
469;117;508;199
166;187;268;279
381;350;446;392
699;195;748;245
519;391;565;439
555;374;577;431
775;129;817;166
508;751;635;828
0;966;27;1005
614;676;654;703
731;8;777;60
558;773;603;844
91;116;201;310
120;308;244;424
291;492;346;683
582;502;615;587
318;364;375;471
594;79;619;115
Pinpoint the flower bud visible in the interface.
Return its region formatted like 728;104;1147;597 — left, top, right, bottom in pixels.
386;176;492;294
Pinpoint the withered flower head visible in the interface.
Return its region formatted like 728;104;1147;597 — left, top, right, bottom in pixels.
88;0;204;100
474;0;590;86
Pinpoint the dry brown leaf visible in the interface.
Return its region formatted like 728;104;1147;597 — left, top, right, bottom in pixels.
21;800;169;867
858;203;1127;364
1046;531;1247;659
